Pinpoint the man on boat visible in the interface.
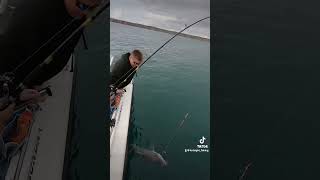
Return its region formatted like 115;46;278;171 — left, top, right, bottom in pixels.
110;49;143;89
109;50;143;114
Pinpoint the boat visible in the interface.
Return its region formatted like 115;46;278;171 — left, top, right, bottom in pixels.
110;55;134;180
3;55;76;180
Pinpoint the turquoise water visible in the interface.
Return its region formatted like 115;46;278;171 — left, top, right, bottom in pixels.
111;22;210;180
214;1;320;179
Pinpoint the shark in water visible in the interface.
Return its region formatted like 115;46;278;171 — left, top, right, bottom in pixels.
130;144;168;167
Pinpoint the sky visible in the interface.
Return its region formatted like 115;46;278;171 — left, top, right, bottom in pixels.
110;0;210;38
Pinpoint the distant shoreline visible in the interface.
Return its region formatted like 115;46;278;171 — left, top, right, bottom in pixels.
110;18;210;42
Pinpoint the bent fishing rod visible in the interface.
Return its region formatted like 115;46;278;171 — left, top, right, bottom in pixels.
12;1;109;75
16;0;110;90
12;18;79;74
112;16;210;89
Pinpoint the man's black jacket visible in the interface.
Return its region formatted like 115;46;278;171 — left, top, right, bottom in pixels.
110;53;136;89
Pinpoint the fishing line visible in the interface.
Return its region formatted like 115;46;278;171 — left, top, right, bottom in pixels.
239;162;252;180
162;113;190;153
112;16;210;89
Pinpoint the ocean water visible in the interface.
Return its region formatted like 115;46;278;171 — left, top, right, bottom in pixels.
213;1;320;179
111;22;210;180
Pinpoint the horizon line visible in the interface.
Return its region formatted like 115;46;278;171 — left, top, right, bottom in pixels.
110;17;210;41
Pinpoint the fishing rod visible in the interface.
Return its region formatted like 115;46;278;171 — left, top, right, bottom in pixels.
112;16;210;89
17;0;110;90
162;113;190;153
12;16;80;74
0;1;109;110
12;1;109;74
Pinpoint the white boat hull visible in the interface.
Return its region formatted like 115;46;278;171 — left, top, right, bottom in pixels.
5;55;75;180
110;55;133;180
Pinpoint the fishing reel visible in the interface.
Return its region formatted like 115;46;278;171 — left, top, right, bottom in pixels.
0;72;15;110
109;84;126;94
109;84;116;92
1;72;53;111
